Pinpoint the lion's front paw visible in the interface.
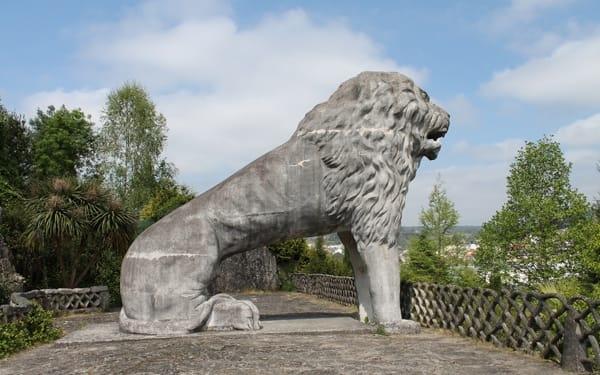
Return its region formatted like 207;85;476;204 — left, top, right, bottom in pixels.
205;295;262;331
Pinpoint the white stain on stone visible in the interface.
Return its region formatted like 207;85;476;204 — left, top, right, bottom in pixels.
128;252;207;260
301;128;395;137
290;159;311;167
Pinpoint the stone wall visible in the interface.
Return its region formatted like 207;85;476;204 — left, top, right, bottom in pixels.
0;304;31;324
0;258;25;296
0;206;25;297
209;247;280;294
0;286;110;324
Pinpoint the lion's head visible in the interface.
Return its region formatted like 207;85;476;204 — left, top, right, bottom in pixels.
296;71;450;248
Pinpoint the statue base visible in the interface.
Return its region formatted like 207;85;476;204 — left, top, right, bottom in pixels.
119;294;261;335
376;319;421;335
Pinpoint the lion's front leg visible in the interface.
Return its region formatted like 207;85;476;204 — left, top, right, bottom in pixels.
352;237;420;334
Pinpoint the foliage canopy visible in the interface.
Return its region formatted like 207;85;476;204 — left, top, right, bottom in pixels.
24;178;136;288
30;106;95;180
475;136;592;287
99;83;168;212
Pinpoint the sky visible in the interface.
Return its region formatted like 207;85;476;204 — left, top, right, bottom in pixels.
1;0;599;225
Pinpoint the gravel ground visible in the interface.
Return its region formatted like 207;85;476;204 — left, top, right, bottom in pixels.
0;292;568;374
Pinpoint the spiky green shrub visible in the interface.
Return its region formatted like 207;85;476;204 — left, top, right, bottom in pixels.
0;304;62;358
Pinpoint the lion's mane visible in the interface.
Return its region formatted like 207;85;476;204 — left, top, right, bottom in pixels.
296;72;444;248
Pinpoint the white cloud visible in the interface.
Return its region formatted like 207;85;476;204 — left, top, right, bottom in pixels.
565;148;600;164
403;163;511;225
482;34;600;107
441;94;479;128
83;5;427;92
487;0;574;33
483;0;600;59
58;1;424;179
557;114;600;198
452;138;524;162
403;142;599;226
21;88;109;124
506;21;600;57
566;148;600;200
555;113;600;146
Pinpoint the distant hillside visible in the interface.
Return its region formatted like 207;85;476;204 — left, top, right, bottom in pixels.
401;226;481;235
307;226;481;249
398;226;481;250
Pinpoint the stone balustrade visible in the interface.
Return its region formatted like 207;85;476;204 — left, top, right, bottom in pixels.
291;273;357;306
0;286;110;324
291;273;599;372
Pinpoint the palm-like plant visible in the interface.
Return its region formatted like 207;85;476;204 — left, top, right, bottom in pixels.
24;178;135;288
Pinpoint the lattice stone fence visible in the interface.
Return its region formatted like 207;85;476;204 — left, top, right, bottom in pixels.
0;286;110;324
291;273;357;306
291;273;599;372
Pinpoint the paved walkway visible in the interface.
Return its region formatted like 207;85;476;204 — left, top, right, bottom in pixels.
0;292;569;374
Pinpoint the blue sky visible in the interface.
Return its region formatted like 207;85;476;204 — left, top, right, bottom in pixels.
1;0;599;225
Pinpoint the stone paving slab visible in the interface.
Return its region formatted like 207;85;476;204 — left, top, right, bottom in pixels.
0;292;570;374
1;329;568;375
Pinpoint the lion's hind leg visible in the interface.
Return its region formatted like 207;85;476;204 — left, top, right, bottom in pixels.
120;283;262;334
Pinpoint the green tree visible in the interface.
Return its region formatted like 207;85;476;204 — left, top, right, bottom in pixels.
576;220;600;297
420;178;460;255
268;238;310;272
593;162;600;220
402;179;477;286
98;83;168;212
24;178;136;287
475;136;591;288
30;106;95;180
402;234;449;283
0;102;32;190
0;102;32;287
139;180;194;225
302;236;329;274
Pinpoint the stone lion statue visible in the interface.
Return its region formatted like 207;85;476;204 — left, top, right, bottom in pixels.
120;71;450;335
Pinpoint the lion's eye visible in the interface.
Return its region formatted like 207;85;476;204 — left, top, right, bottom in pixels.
420;90;430;102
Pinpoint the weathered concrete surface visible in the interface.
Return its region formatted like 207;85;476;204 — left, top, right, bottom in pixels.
2;331;569;375
120;72;451;333
1;293;568;374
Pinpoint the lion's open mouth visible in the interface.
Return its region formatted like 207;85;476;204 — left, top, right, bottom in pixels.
422;116;449;160
427;129;447;141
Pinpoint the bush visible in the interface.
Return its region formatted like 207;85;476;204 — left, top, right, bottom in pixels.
300;247;352;276
537;278;585;298
96;250;123;306
449;266;483;288
269;237;353;290
0;281;10;305
0;304;62;358
401;234;449;284
280;278;296;292
139;183;194;223
268;238;310;273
